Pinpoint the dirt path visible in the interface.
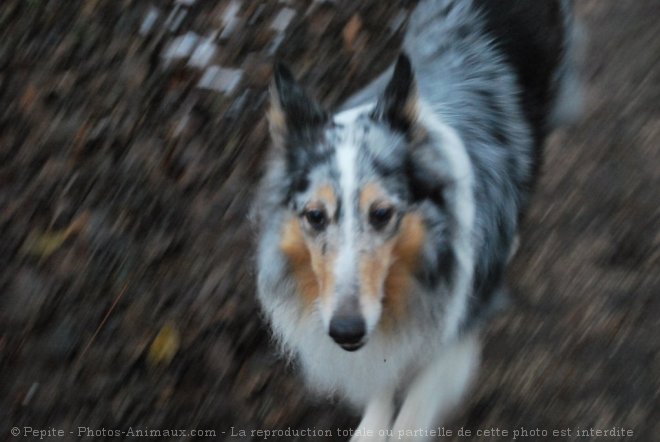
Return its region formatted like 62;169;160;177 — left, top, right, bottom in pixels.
1;1;658;441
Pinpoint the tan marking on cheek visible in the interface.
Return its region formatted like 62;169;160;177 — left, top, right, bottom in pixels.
359;243;394;301
279;219;318;305
394;213;426;264
279;218;335;306
383;213;426;324
382;268;410;327
309;246;336;301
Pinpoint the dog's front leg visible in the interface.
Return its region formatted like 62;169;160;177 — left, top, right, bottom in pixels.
349;390;395;442
390;334;480;441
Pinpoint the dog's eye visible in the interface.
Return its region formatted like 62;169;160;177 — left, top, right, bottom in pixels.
304;209;328;231
369;206;394;230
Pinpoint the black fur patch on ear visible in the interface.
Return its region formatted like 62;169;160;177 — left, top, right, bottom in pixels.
271;62;327;134
371;53;418;134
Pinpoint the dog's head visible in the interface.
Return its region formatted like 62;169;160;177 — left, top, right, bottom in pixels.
267;55;457;351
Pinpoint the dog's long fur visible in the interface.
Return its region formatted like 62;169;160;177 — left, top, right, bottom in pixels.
254;1;582;439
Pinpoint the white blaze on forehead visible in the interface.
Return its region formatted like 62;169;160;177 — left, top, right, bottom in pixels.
319;106;373;329
334;127;359;301
330;105;375;314
331;104;389;334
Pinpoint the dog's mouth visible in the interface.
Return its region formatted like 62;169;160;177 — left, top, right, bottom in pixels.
338;341;365;352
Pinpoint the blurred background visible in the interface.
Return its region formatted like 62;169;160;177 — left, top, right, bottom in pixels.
1;0;658;440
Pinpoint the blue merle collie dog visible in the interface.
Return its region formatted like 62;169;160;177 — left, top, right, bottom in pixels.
254;0;582;439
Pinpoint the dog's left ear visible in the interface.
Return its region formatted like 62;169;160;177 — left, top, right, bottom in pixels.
372;53;419;134
269;62;327;147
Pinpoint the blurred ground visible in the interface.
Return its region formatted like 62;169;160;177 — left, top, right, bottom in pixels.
1;0;658;441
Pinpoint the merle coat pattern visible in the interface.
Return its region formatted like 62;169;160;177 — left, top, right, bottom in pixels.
254;0;581;439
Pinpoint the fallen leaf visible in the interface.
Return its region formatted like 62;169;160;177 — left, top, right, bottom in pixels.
20;211;90;258
21;230;70;258
147;323;181;367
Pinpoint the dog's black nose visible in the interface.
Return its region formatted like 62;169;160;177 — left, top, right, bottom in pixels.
329;316;366;351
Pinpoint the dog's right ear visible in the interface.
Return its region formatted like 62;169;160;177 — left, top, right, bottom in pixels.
269;62;327;147
372;53;420;136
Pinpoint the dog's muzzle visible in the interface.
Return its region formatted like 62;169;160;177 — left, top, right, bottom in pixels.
328;315;366;351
